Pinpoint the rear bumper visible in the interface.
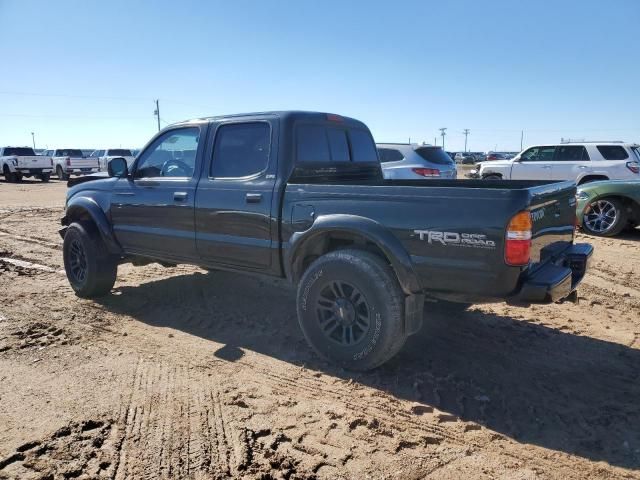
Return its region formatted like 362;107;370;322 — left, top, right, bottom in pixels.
17;168;53;174
512;243;593;304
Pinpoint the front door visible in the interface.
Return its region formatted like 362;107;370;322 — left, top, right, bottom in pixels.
111;126;204;261
195;120;277;271
511;146;555;180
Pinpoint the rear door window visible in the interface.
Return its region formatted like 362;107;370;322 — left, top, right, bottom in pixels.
378;148;404;163
211;122;271;178
554;145;589;161
597;145;629;160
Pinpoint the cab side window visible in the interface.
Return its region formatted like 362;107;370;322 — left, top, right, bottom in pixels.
555;145;589;161
135;127;200;179
521;146;555;161
211;122;271;178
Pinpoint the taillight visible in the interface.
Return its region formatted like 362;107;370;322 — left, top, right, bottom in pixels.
326;113;344;122
505;211;532;266
66;157;71;166
412;168;440;177
626;161;639;174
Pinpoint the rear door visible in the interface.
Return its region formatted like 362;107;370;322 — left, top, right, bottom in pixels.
195;120;278;271
511;146;554;180
551;145;590;181
111;126;204;260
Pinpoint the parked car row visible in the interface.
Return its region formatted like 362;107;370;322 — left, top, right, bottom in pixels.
0;146;138;182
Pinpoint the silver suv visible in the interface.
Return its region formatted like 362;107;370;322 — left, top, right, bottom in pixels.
377;143;457;179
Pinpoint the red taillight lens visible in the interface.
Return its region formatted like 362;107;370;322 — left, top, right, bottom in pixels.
626;161;639;174
326;113;344;122
66;157;71;166
505;211;532;266
412;167;440;177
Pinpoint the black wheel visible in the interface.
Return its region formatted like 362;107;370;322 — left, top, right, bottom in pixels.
39;173;51;182
483;174;501;180
57;166;68;181
3;165;17;183
63;222;118;297
297;249;407;371
582;197;628;237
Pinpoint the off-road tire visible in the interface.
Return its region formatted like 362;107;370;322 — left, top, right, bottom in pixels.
63;222;117;298
297;249;407;371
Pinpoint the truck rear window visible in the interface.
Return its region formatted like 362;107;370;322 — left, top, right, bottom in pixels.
4;147;36;156
107;149;132;156
415;147;454;165
56;149;84;157
297;125;378;163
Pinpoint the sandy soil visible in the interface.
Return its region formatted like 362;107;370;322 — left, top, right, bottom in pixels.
0;178;638;479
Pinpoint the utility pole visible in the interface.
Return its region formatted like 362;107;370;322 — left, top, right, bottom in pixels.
154;99;161;132
439;128;447;149
462;129;470;152
31;132;35;149
434;137;437;146
520;130;524;151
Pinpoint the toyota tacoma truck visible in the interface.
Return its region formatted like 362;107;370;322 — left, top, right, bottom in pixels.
60;111;593;370
1;146;53;182
41;149;100;180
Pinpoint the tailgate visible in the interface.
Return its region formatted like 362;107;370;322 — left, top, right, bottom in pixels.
69;157;99;169
17;156;51;168
527;181;577;269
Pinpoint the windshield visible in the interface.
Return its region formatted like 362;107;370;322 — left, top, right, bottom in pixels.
4;147;36;156
107;149;132;156
56;149;84;157
415;147;454;165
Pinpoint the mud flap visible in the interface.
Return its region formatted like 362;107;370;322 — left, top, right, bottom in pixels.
404;293;425;336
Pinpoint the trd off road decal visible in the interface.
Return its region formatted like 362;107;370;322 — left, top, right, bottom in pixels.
414;230;496;249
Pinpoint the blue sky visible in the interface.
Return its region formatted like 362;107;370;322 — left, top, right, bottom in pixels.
0;0;638;151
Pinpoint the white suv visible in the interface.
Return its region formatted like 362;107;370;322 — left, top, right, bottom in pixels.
476;142;640;184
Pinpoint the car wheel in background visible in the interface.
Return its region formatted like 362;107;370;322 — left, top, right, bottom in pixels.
582;197;628;237
297;249;407;371
57;166;68;181
483;174;501;180
39;173;51;182
63;222;118;298
3;165;17;183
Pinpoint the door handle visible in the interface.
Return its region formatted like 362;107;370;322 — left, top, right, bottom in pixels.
245;193;262;203
578;165;588;169
174;191;188;201
542;165;552;169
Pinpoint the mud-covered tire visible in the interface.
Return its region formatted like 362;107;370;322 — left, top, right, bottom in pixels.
297;249;407;371
63;222;117;298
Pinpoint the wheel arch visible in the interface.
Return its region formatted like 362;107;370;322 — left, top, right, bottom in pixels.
286;214;421;296
62;196;122;254
577;174;609;185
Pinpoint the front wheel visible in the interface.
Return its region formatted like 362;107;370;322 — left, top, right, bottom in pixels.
582;198;628;237
297;249;407;371
483;174;501;180
3;165;17;183
63;222;118;297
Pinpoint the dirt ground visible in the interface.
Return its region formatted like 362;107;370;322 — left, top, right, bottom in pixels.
0;178;639;480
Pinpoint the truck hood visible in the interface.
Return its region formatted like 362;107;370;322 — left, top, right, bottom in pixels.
66;174;118;205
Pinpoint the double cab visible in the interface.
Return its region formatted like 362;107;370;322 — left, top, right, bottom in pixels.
61;111;593;370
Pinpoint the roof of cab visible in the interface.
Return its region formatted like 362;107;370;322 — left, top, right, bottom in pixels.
170;111;367;128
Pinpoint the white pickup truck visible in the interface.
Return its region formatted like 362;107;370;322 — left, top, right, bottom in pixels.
42;149;100;180
472;142;640;184
88;149;136;172
1;146;53;182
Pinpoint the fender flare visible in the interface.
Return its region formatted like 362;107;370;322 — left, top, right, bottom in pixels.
63;196;122;254
286;214;421;295
1;158;17;173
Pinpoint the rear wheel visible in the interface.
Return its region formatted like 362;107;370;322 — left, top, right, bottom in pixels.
3;165;17;183
582;198;627;237
63;222;118;297
297;249;407;371
483;174;501;180
57;166;68;181
39;173;51;182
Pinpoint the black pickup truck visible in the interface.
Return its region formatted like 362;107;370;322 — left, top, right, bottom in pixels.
61;111;592;370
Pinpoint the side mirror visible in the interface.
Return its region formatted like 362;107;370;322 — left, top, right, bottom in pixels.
108;157;129;178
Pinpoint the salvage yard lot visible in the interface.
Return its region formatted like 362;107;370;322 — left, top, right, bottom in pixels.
0;179;639;479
